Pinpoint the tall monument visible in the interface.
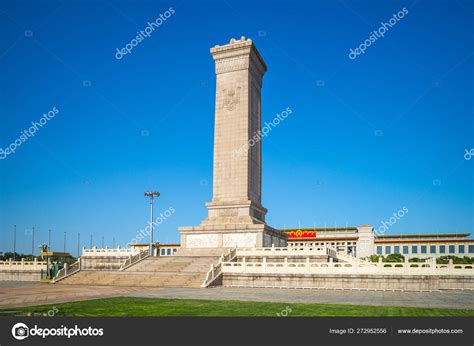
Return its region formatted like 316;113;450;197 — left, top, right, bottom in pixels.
179;37;286;249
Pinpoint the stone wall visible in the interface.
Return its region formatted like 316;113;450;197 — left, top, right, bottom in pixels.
80;256;126;270
0;270;43;281
222;273;474;291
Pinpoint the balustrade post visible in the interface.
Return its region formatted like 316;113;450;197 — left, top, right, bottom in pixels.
430;258;435;273
242;257;246;273
448;259;454;272
64;263;69;276
378;256;383;270
262;257;266;273
210;264;215;280
21;258;25;270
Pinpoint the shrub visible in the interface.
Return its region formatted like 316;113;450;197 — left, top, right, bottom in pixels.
437;256;473;265
384;253;405;263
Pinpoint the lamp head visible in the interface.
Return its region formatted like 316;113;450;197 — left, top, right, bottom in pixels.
144;191;160;197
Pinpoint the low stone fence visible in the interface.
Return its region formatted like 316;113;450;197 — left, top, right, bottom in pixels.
0;259;47;282
79;247;143;270
221;258;473;276
82;247;140;257
216;252;474;291
80;257;126;270
0;259;47;271
236;245;337;258
222;273;474;291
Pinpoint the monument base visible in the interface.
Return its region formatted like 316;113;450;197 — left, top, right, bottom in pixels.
178;223;287;249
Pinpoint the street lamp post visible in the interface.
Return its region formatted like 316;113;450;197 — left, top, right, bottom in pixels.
144;191;160;256
13;225;16;261
31;226;35;258
77;233;80;258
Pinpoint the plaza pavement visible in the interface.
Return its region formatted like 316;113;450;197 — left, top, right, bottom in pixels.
0;281;145;310
129;287;474;310
0;281;472;310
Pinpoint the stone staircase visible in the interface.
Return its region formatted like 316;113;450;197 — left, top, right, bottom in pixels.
58;254;220;288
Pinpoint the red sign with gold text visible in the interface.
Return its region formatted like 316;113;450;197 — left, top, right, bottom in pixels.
287;230;317;239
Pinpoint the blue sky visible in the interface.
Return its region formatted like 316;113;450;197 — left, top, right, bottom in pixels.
0;0;473;255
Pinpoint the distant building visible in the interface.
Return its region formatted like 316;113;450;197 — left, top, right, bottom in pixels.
130;243;180;257
283;226;474;259
157;244;180;257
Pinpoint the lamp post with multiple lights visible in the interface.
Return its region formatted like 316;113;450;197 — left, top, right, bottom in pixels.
144;191;160;256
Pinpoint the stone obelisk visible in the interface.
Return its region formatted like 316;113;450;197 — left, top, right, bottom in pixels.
179;37;286;249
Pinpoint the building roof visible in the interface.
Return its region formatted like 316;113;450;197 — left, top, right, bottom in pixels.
282;227;472;242
282;227;359;232
376;233;471;239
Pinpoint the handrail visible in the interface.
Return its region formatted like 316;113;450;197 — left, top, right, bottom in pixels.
120;248;150;271
52;259;81;283
330;246;373;266
202;246;237;287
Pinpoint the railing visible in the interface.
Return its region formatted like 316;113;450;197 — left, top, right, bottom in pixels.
120;248;150;271
0;259;47;271
202;246;238;287
235;244;336;258
82;246;140;257
221;257;474;276
52;259;81;283
332;247;372;266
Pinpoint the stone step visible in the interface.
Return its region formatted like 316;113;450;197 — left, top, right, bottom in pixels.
58;255;219;288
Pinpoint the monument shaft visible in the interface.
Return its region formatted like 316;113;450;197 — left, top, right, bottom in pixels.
178;37;286;249
205;37;267;224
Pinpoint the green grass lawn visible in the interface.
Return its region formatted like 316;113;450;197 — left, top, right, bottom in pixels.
1;297;473;317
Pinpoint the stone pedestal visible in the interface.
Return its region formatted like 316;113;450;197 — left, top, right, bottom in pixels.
178;37;287;249
179;224;286;249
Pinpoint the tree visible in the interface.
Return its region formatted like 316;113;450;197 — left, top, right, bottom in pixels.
384;253;405;262
437;256;473;265
368;255;381;263
409;257;424;263
0;252;23;260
